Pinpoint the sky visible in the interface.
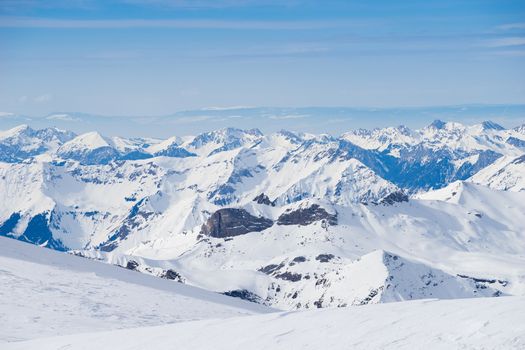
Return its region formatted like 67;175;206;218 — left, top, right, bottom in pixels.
0;0;525;133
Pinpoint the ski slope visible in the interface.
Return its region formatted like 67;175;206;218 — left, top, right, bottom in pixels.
0;237;271;343
6;296;525;350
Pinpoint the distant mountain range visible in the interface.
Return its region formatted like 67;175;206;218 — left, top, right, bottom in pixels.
1;104;524;137
0;119;524;310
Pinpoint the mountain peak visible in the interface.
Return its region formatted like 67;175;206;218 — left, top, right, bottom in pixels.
61;131;112;151
513;123;525;134
274;129;303;144
481;121;505;131
220;127;263;138
395;125;411;134
0;124;33;139
188;127;264;156
428;119;447;129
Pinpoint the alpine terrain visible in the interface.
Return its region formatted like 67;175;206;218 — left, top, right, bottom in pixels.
1;120;525;349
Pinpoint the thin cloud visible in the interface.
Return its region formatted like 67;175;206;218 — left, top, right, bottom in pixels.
201;106;253;111
268;114;308;120
0;17;359;30
483;37;525;48
225;115;246;119
0;0;95;12
490;49;525;57
497;23;525;31
171;115;215;123
34;94;52;103
170;115;249;124
120;0;298;9
46;113;80;121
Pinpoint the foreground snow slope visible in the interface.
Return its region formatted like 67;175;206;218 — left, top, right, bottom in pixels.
7;296;525;350
0;237;271;343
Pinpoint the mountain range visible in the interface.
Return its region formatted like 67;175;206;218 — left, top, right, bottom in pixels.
3;236;523;349
0;120;524;310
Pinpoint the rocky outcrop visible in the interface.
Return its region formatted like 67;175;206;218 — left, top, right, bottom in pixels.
161;269;184;283
512;154;525;164
98;198;155;252
253;193;275;206
125;260;139;270
506;137;525;148
201;208;273;238
0;212;67;251
315;254;335;263
259;263;285;275
277;204;337;226
223;289;262;303
378;191;409;205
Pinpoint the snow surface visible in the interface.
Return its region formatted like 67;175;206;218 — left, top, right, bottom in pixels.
0;237;270;343
58;131;112;152
342;120;525;157
5;296;525;350
469;155;525;192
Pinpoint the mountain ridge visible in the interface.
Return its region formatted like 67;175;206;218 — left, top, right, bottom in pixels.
1;120;524;310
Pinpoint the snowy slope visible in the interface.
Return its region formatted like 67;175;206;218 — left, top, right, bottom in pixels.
76;183;525;310
0;237;271;343
342;120;524;157
1;121;525;311
0;125;75;162
183;127;263;156
56;132;165;163
59;131;113;152
6;296;525;350
469;154;525;192
339;120;524;190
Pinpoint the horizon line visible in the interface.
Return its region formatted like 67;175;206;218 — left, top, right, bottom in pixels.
3;102;525;118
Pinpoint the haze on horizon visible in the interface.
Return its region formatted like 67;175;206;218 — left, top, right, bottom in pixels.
1;0;525;133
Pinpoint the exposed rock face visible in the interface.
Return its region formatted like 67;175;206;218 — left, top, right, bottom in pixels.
0;212;67;251
506;137;525;148
125;260;139;270
162;269;184;283
512;154;525;164
277;204;337;226
315;254;335;263
253;193;275;206
201;208;273;238
378;191;409;205
153;145;196;158
258;263;284;275
223;289;262;303
98;198;155;252
275;271;302;282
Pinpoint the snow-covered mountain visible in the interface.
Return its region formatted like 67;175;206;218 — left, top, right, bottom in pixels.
1;120;524;311
0;124;75;162
341;120;524;190
57;132;168;164
469;154;525;192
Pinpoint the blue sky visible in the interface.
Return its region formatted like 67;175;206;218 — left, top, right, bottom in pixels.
1;0;525;127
